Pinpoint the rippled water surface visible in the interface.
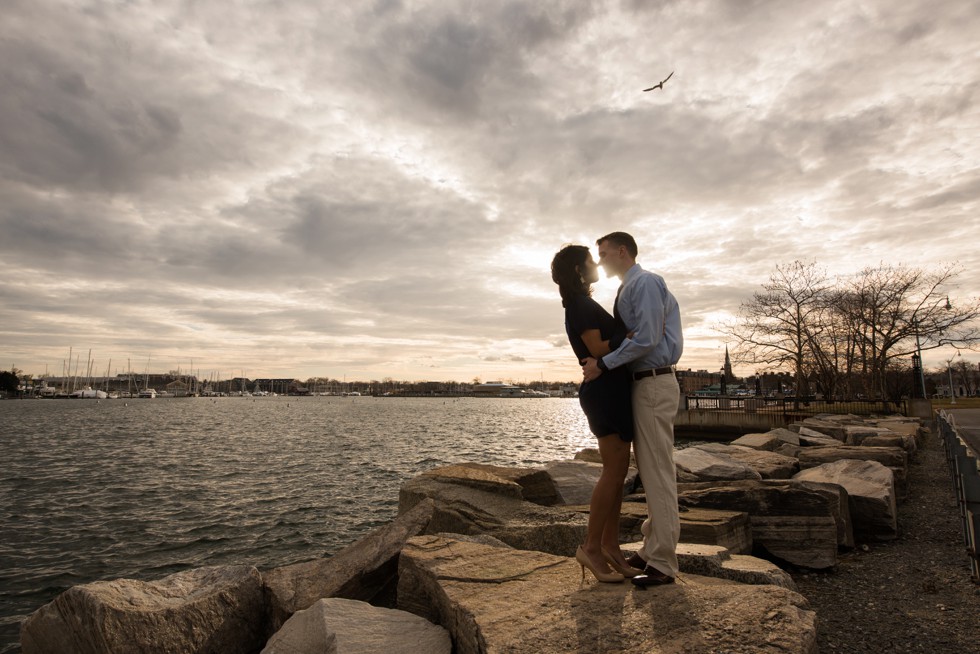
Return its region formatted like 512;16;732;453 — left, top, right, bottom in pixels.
0;396;594;652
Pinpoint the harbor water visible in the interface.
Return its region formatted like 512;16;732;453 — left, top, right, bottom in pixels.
0;396;600;652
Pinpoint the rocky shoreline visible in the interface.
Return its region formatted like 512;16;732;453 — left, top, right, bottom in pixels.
21;413;969;653
791;430;980;653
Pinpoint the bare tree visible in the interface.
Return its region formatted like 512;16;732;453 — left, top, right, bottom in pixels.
837;263;980;398
725;261;979;400
725;261;831;397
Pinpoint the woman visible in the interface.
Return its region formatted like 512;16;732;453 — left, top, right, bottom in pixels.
551;244;642;583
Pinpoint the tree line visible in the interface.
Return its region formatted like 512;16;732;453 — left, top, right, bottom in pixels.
724;261;980;401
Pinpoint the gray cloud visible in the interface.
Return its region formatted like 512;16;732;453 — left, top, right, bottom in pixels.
2;0;978;380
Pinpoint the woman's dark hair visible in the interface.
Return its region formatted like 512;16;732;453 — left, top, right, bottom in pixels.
551;244;592;307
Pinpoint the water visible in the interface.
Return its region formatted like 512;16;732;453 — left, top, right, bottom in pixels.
0;396;595;652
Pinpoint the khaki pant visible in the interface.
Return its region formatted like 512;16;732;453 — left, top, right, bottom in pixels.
632;372;681;576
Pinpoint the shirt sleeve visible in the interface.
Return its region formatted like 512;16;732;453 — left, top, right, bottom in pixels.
566;296;601;337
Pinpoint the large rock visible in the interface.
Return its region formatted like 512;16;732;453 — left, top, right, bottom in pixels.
674;447;762;481
397;535;817;654
731;432;781;451
262;598;450;654
399;466;587;556
544;460;638;505
21;565;266;654
794;459;898;541
678;481;846;570
617;501;753;553
796;445;909;498
840;425;897;446
863;433;917;460
694;443;800;479
455;462;561;506
668;543;797;591
870;417;923;442
263;497;436;630
261;601;338;654
797;418;848;441
794;427;844;447
767;428;802;446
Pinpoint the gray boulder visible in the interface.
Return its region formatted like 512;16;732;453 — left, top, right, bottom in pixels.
794;459;898;541
605;501;753;553
262;601;338;654
455;462;561;505
21;565;265;654
544;460;638;505
398;465;587;556
794;427;845;447
397;535;817;654
796;445;908;498
678;480;846;570
263;598;450;654
262;497;436;630
796;418;848;441
694;443;800;479
731;432;781;451
666;542;798;591
768;428;802;446
674;447;762;481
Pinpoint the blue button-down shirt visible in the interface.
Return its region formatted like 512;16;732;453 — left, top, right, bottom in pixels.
601;263;683;372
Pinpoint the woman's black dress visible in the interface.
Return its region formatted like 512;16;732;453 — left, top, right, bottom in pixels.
564;294;634;442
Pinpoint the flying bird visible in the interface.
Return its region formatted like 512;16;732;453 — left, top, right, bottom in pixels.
643;71;674;92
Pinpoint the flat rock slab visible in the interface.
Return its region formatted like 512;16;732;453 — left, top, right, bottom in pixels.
397;536;817;654
694;443;800;479
674;447;762;481
262;597;450;654
21;565;266;654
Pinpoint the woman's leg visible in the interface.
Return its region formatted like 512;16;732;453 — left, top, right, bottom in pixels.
582;433;632;570
598;436;632;564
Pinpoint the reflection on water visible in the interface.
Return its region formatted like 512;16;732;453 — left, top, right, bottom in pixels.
0;396;593;652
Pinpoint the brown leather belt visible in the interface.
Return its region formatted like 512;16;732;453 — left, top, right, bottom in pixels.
633;367;674;381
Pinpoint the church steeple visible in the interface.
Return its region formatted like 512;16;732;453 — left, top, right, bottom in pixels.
723;345;734;382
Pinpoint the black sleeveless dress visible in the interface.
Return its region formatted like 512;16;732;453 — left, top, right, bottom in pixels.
564;294;634;442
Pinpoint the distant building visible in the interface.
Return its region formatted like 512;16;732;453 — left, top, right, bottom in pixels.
675;369;722;395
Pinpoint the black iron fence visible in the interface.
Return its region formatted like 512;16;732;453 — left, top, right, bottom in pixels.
684;395;908;420
937;411;980;582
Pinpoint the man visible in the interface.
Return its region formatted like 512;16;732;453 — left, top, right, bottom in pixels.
582;231;683;587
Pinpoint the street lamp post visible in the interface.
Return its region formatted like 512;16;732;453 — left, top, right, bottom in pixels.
912;317;927;399
947;352;961;404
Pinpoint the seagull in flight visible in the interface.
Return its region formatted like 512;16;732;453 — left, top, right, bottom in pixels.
643;71;674;92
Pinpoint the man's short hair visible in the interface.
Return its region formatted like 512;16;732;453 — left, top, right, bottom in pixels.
597;232;638;258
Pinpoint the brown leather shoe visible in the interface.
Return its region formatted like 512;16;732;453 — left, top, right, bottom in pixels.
630;566;675;587
626;553;646;569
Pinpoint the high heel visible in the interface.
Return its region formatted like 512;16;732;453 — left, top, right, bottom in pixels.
602;548;643;578
575;546;624;583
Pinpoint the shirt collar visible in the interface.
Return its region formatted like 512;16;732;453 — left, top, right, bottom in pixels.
622;262;643;284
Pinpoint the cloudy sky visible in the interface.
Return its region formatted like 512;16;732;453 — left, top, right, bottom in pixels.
2;0;978;383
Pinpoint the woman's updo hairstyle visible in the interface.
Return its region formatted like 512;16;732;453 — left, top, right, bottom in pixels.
550;244;592;308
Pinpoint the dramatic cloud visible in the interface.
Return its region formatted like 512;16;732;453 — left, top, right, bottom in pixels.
1;0;978;382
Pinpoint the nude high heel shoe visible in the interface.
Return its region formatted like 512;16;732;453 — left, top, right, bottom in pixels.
575;546;625;583
601;548;643;578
